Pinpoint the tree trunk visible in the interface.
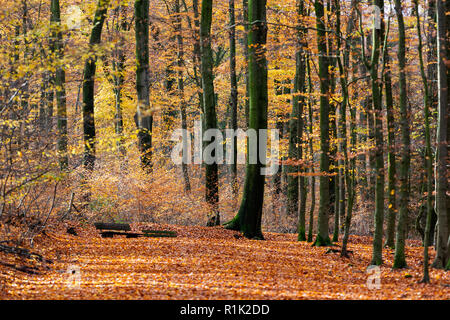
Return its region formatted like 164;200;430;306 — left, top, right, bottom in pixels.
50;0;68;170
313;0;331;247
113;3;129;161
414;0;434;283
369;0;385;266
135;0;153;171
288;0;306;232
82;0;110;171
393;0;410;269
242;0;250;128
328;0;339;244
384;40;396;249
306;55;315;243
224;0;268;239
229;0;238;197
432;0;450;269
174;0;191;192
200;0;220;226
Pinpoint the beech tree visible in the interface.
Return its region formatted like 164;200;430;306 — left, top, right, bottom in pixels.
432;0;450;270
82;0;111;171
313;0;332;247
200;0;220;226
50;0;68;170
393;0;411;269
224;0;268;239
135;0;153;171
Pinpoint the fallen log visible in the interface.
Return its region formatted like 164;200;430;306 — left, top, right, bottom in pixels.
94;222;131;231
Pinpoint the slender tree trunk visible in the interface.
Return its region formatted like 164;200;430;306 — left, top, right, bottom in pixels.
135;0;153;171
113;3;129;161
175;0;191;192
384;40;396;249
82;0;110;171
191;0;204;114
50;0;68;170
432;0;450;269
393;0;410;269
368;0;385;266
200;0;220;226
224;0;268;239
229;0;238;197
242;0;250;128
313;0;331;246
427;0;438;112
336;0;357;256
414;0;434;283
272;14;283;199
328;0;339;243
295;1;307;241
288;0;306;222
306;55;315;243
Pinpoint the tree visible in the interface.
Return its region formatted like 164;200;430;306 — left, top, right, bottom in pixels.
242;0;250;128
228;0;238;197
383;22;396;250
200;0;220;226
313;0;332;247
306;55;316;243
82;0;111;171
357;0;386;265
369;0;385;266
336;0;357;257
432;0;450;270
50;0;68;170
174;0;191;192
135;0;153;171
393;0;411;269
413;0;434;283
224;0;268;239
288;0;307;240
112;2;129;160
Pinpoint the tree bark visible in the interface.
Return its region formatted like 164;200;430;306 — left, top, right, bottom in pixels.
82;0;110;171
229;0;238;197
174;0;191;192
135;0;153;171
369;0;385;266
432;0;450;269
50;0;68;170
313;0;331;246
414;0;434;283
224;0;268;239
393;0;410;269
200;0;220;226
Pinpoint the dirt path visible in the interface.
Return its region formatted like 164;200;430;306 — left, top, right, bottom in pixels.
1;224;449;299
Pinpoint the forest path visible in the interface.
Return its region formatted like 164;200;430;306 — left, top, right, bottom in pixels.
1;224;449;299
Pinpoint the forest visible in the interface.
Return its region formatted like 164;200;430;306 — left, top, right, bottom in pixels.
0;0;449;301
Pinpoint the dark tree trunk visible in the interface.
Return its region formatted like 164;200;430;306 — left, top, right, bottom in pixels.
82;0;110;171
50;0;68;170
229;0;238;197
224;0;268;239
174;0;191;192
432;0;450;269
135;0;153;171
393;0;411;269
290;0;307;241
369;0;385;266
313;0;331;246
414;0;434;283
200;0;220;226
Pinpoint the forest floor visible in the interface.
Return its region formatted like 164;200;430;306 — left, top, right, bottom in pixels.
0;223;449;300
